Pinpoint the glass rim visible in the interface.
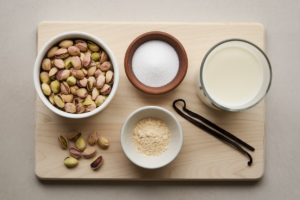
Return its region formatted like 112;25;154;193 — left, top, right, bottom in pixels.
200;38;272;112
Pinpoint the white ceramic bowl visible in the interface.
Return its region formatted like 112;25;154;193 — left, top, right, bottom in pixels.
120;106;183;169
33;32;119;119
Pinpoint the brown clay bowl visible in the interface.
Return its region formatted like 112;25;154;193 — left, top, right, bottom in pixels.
124;31;188;95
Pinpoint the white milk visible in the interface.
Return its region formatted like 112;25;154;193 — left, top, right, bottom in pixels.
203;46;263;107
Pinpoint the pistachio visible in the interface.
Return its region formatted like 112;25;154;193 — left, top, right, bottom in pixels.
77;88;88;98
83;101;96;112
72;69;85;80
66;76;76;86
100;84;111;95
49;67;58;80
87;41;100;52
84;49;93;55
88;131;99;146
53;59;65;69
61;94;74;103
47;46;59;58
69;148;82;159
41;83;51;96
98;136;109;149
76;103;85;114
58;135;68;149
59;40;74;48
99;61;111;72
68;46;80;56
73;97;84;106
71;56;82;70
83;147;96;158
99;51;108;64
83;52;92;68
70;85;79;95
84;95;92;102
91;52;99;61
81;68;88;76
75;40;88;52
50;80;60;93
67;130;82;141
94;69;101;79
101;71;106;76
87;77;96;91
106;70;114;85
92;88;100;100
42;58;51;71
40;72;50;84
96;74;105;89
80;52;85;62
55;48;69;59
95;95;105;107
56;69;70;81
91;156;103;170
64;157;78;168
49;93;55;105
77;77;87;87
87;66;97;76
64;58;72;69
61;81;70;94
53;95;65;108
64;103;76;113
75;138;86;151
82;100;94;106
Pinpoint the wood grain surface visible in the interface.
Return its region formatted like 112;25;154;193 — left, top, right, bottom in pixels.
36;22;265;180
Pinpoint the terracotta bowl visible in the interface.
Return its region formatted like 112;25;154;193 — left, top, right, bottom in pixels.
124;31;188;95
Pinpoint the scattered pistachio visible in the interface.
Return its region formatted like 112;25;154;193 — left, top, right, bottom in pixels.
88;131;99;146
40;72;50;84
91;156;103;170
58;135;68;149
68;46;80;56
47;46;59;58
41;83;51;96
99;61;111;72
100;84;111;95
98;136;109;149
75;138;86;151
83;147;96;158
59;40;73;48
95;95;105;107
67;130;82;141
64;157;78;168
50;80;60;93
65;103;76;113
69;148;82;159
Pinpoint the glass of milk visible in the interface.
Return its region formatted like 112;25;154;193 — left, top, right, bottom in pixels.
195;39;272;111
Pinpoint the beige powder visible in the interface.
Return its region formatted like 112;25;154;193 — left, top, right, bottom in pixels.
132;117;171;157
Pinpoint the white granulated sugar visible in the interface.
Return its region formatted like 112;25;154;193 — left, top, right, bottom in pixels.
132;40;179;87
132;117;171;157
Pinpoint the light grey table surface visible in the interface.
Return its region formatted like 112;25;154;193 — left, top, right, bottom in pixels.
1;0;299;199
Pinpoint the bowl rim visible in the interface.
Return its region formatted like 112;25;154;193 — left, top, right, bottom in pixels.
120;106;183;169
33;31;119;119
124;31;188;95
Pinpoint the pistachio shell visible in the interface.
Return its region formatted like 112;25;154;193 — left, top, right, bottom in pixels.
55;48;69;59
54;95;65;108
70;85;79;95
96;74;105;89
83;147;96;158
77;88;88;98
83;52;92;68
76;103;85;114
88;131;99;146
85;103;96;112
73;69;85;80
81;68;88;76
68;46;80;56
50;80;60;93
99;61;111;72
87;66;97;77
73;97;84;106
99;51;108;64
41;83;51;96
56;69;70;81
61;81;70;94
94;69;101;79
98;136;109;149
105;70;114;85
49;67;58;80
66;76;76;86
64;157;78;168
58;135;68;149
84;95;92;102
64;103;76;113
71;56;82;70
91;52;99;61
49;93;55;105
47;46;59;58
69;148;82;159
100;84;111;95
92;88;99;100
95;95;105;107
91;156;103;170
61;94;74;103
82;100;95;106
87;41;100;52
75;40;88;52
77;77;87;88
80;52;85;62
59;40;74;48
53;59;65;69
64;58;73;69
67;130;82;140
75;138;86;151
40;72;50;84
42;58;51;71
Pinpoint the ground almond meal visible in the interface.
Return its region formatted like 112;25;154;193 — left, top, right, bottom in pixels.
132;117;171;157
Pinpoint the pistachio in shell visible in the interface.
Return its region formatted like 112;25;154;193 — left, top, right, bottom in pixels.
69;148;82;159
83;101;96;112
92;88;99;100
99;61;111;72
81;68;88;76
61;81;70;94
96;74;105;89
91;156;103;170
73;69;85;80
67;130;82;141
95;95;105;107
75;40;88;52
76;103;85;114
55;48;69;59
58;135;68;149
64;103;76;113
53;95;65;108
66;76;76;86
71;56;82;70
68;46;80;56
88;131;99;146
87;76;96;91
87;41;100;52
94;69;101;79
41;83;51;96
83;147;96;158
98;136;109;149
59;40;73;48
64;157;78;168
42;58;51;71
73;97;84;106
70;85;79;95
61;94;74;103
84;95;92;102
105;70;114;85
75;138;86;151
91;52;99;61
83;52;92;68
56;69;70;81
77;77;87;88
99;51;108;64
49;93;55;105
47;46;59;58
77;88;88;98
87;66;97;76
100;84;111;95
64;58;73;69
49;67;58;80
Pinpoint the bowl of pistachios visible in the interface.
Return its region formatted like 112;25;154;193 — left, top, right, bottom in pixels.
33;32;119;118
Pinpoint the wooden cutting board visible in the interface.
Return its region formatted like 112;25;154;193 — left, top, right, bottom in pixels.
36;22;265;180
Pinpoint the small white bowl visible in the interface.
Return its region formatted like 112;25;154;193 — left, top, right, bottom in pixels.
120;106;183;169
33;31;119;119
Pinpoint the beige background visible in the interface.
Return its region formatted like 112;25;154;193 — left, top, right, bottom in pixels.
0;0;299;199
